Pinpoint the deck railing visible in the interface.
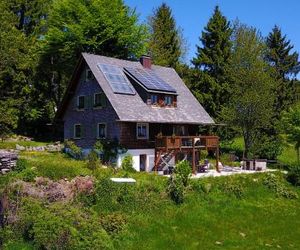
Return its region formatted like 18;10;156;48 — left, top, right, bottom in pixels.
155;135;219;151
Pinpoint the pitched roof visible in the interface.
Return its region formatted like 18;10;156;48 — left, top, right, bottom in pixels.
57;53;214;125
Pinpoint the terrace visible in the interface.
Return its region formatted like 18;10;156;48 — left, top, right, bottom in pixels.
154;135;220;174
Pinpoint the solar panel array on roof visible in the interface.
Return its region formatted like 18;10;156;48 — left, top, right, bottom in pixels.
124;67;177;93
98;64;135;95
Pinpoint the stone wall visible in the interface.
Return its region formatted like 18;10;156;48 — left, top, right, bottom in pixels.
16;142;62;152
0;151;18;175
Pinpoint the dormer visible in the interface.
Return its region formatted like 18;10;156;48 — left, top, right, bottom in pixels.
124;56;178;108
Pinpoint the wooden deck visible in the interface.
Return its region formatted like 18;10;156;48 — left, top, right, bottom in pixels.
154;135;220;174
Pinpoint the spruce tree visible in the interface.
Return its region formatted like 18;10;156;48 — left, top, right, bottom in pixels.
148;3;183;68
266;25;300;113
191;6;232;118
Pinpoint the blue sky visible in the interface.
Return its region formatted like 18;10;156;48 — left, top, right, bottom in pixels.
124;0;300;65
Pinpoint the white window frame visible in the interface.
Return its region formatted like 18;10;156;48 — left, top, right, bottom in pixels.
136;123;149;140
150;94;158;105
94;92;102;108
77;95;85;110
97;123;107;139
164;95;172;106
86;68;94;81
74;124;82;139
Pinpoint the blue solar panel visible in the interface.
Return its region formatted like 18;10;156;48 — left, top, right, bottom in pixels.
98;64;135;95
124;67;176;93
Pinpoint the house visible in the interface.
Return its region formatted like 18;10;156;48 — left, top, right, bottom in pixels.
56;53;220;173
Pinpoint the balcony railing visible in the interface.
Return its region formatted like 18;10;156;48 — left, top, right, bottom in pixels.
155;135;219;151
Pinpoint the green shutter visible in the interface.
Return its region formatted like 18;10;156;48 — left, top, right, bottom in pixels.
100;93;107;107
93;123;98;138
84;96;88;109
89;95;93;108
70;126;74;139
81;125;85;138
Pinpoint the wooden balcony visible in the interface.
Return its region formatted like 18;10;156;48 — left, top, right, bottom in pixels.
154;135;220;174
155;135;219;151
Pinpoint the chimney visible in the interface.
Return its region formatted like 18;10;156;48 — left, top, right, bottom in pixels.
140;55;152;69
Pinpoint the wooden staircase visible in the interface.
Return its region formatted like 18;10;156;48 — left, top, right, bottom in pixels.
154;150;175;172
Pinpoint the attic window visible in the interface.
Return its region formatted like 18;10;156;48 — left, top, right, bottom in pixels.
151;94;158;105
86;69;94;81
164;96;173;106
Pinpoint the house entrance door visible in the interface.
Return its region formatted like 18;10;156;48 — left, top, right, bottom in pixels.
140;154;146;171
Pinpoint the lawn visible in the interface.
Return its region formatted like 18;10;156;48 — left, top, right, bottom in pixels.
1;141;300;249
0;140;50;150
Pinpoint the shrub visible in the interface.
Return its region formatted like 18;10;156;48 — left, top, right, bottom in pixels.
223;180;244;199
263;173;298;199
86;150;100;171
174;160;191;187
121;154;135;172
64;140;82;159
287;166;300;187
20;168;37;182
15;159;28;173
166;175;184;204
100;212;127;236
12;198;113;250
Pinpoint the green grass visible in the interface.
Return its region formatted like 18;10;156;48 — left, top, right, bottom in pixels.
278;142;298;166
1;145;300;249
117;175;300;250
0;140;50;149
19;151;91;180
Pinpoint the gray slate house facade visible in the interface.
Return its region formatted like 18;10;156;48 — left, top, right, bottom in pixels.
56;53;218;172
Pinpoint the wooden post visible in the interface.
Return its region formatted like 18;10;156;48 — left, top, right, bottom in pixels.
192;138;196;175
215;138;220;173
154;148;157;173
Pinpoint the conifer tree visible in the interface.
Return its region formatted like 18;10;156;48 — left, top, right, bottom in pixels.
191;6;232;118
266;25;300;113
148;3;183;68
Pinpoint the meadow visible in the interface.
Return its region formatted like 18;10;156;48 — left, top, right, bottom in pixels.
0;141;300;250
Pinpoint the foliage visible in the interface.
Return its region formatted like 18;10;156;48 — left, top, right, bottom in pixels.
100;212;127;236
148;3;184;68
174;160;191;187
36;0;148;110
2;151;300;249
281;107;300;163
263;173;298;199
64;140;82;159
266;25;300;115
97;139;126;165
20;168;38;182
121;154;135;173
15;159;28;173
191;6;232;118
287;166;300;187
220;23;277;158
86;150;100;171
18;151;90;180
6;198;114;250
166;175;184;204
0;100;19;141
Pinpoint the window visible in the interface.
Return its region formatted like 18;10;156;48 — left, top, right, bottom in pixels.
74;124;82;139
137;123;148;139
97;123;106;138
77;96;85;109
164;95;173;106
94;93;106;108
86;69;94;81
150;94;158;105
